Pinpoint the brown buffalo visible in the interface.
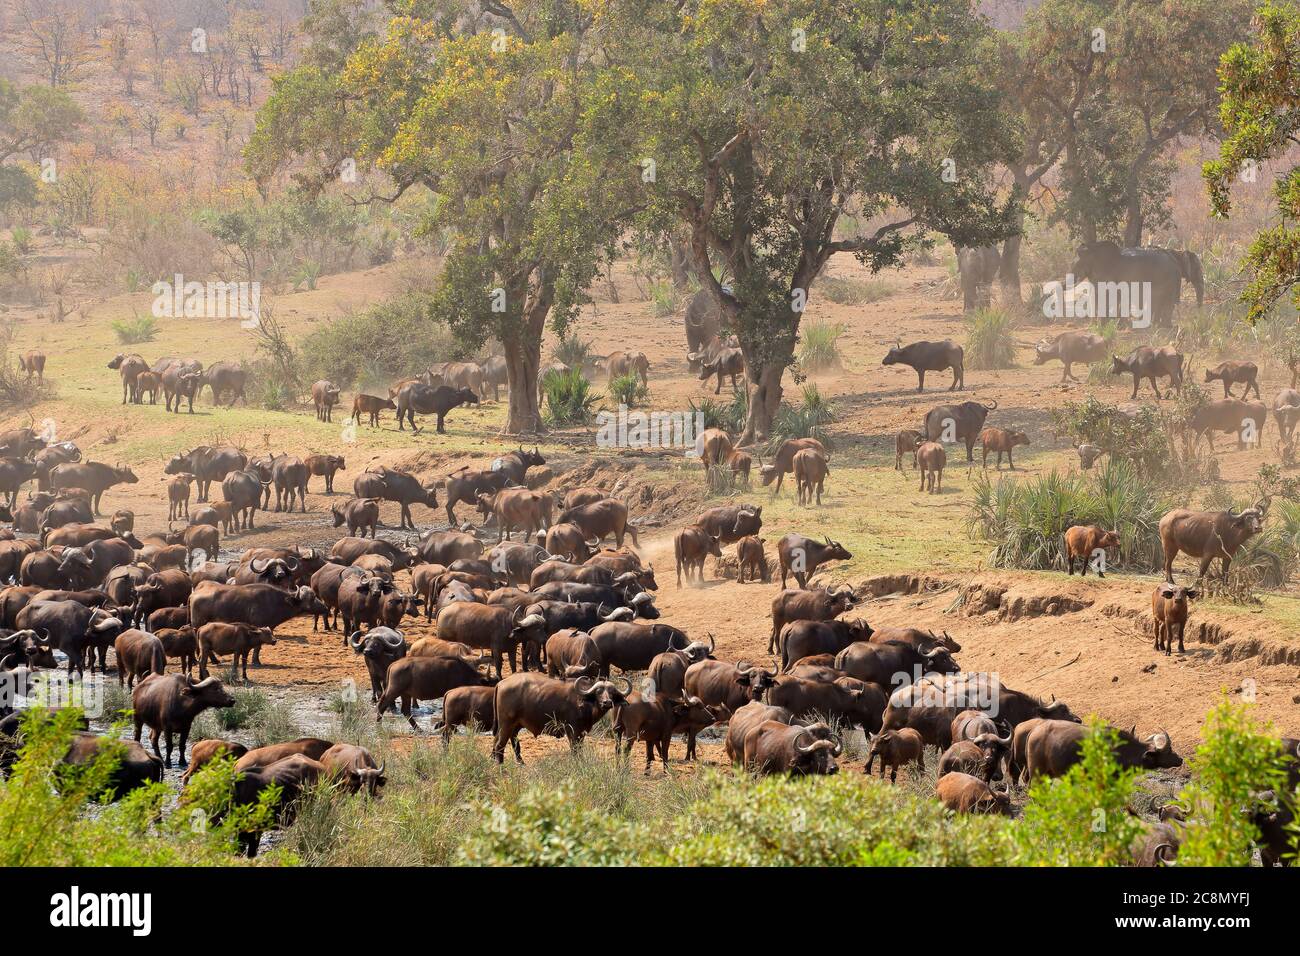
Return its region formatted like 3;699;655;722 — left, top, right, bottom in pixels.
1159;504;1266;583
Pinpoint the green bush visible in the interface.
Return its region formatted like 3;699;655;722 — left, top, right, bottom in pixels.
542;368;599;426
111;313;159;345
297;293;462;390
968;460;1169;572
963;308;1017;370
608;371;646;407
551;333;595;371
1175;698;1295;866
689;390;747;434
799;320;846;372
1013;719;1145;866
767;383;835;453
1049;396;1176;479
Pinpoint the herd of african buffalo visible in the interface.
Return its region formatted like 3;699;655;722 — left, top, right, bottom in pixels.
0;289;1295;868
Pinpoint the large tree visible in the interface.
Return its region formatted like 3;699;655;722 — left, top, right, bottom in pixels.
589;0;1018;442
248;1;624;434
1040;0;1252;247
1206;1;1300;322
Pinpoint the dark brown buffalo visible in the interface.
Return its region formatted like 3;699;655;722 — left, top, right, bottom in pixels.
271;456;309;513
434;684;497;741
919;439;947;492
760;439;827;493
113;629;166;688
694;504;762;546
376;655;495;730
1025;720;1181;782
395;382;479;433
882;340;964;392
33;442;81;490
443;466;512;526
744;720;840;775
131;569;193;628
165;446;248;503
62;733;163;801
353;466;438;531
1188;398;1268;451
349;626;407;702
835;640;959;688
921;400;997;462
1274;388;1300;442
612;691;720;771
556;499;637;549
491;672;630;763
1033;331;1108;382
16;600;123;676
769;674;887;732
724;701;793;764
188;582;327;638
336;576;420;636
226;754;322;856
684;658;776;716
162;363;203;414
1159;504;1266;583
776;533;851;590
304;454;345;494
769;586;855;655
132;673;236;767
674;523;721;587
49;461;138;515
588;621;686;676
1111;346;1184;400
544;523;592;562
436;601;546;678
1205;360;1260;400
779;617;874;671
0;458;36;508
865;728;925;782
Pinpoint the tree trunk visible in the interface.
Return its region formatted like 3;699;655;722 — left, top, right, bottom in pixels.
667;235;692;292
739;361;785;446
503;337;543;435
1000;189;1027;307
1122;185;1144;247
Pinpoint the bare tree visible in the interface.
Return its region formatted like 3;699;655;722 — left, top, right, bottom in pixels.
14;0;92;87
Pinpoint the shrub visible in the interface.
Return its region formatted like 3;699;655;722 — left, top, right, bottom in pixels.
607;372;646;407
690;391;747;434
799;320;846;372
292;259;321;291
648;278;681;317
967;460;1169;572
297;293;461;390
9;227;32;255
1174;698;1294;866
767;384;835;453
551;334;595;371
963;308;1017;370
1012;719;1145;866
110;312;159;345
542;368;599;426
1049;396;1175;479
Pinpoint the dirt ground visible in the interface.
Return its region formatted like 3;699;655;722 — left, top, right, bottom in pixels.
5;251;1300;764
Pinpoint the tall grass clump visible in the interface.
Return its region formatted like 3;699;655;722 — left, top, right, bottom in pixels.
967;459;1168;572
767;384;835;453
799;320;846;372
963;308;1017;369
542;368;599;426
111;312;159;344
551;334;595;371
818;276;893;306
607;372;646;407
690;389;748;434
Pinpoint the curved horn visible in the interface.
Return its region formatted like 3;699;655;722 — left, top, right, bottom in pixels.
793;729;815;753
348;630;365;650
984;400;999;410
706;632;716;652
382;630;405;648
250;557;269;573
615;675;632;696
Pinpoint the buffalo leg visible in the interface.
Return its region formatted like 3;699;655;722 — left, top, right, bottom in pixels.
148;727;162;762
